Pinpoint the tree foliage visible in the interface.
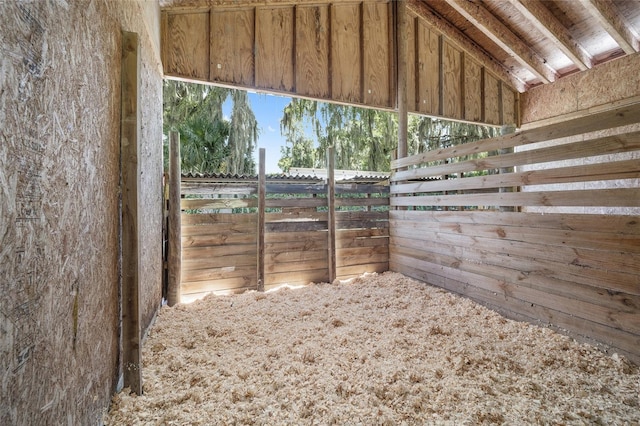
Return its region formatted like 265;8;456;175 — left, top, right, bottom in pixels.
163;80;258;175
278;97;500;172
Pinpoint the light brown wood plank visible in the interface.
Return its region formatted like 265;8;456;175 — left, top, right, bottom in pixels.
181;212;257;225
181;197;258;210
406;15;417;112
363;1;392;107
266;211;328;222
265;230;327;243
266;258;328;274
266;239;327;253
183;266;256;283
182;253;257;270
166;12;210;79
181;182;257;195
182;221;257;236
442;40;462;120
389;217;640;253
416;22;439;115
182;276;256;294
210;9;255;85
391;159;640;194
390;252;640;335
392;131;640;181
255;6;295;91
502;85;517;125
265;269;329;286
182;232;257;248
483;71;500;125
390;209;640;235
391;235;640;297
392;102;640;170
390;260;640;362
295;5;330;98
331;3;362;104
266;248;327;264
464;55;482;122
390;188;640;209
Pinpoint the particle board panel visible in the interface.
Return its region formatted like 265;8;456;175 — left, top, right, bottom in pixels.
210;9;255;86
331;3;362;104
416;22;439;115
363;1;392;107
442;40;462;119
295;5;330;98
484;71;501;125
255;6;295;92
463;55;482;122
164;12;210;79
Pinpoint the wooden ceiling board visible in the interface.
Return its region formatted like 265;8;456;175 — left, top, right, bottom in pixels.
482;0;577;76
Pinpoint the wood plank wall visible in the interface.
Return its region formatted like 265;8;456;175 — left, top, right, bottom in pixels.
177;176;389;298
161;2;518;126
389;103;640;363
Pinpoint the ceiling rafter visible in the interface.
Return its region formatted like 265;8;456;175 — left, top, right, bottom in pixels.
579;0;640;54
442;0;558;84
506;0;593;71
407;0;526;92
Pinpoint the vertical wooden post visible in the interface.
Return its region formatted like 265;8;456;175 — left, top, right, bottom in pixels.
120;31;142;395
257;148;266;291
167;131;182;306
327;147;336;283
396;0;408;162
499;124;517;212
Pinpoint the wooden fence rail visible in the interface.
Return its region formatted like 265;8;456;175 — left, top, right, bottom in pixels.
389;104;640;364
172;149;389;299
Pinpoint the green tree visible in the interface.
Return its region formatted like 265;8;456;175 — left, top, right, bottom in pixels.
163;80;258;175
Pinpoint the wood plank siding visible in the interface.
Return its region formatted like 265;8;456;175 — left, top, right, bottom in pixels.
389;103;640;363
161;1;519;126
177;175;389;298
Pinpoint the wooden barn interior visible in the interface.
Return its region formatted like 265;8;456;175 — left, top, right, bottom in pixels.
1;0;639;423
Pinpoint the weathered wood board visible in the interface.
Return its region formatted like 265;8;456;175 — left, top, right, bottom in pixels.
389;103;640;363
161;1;519;125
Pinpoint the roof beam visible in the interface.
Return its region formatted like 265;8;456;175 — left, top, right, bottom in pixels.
579;0;640;54
406;0;526;92
443;0;558;84
507;0;592;71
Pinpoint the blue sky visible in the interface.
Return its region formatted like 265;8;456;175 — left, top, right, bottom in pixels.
223;92;293;174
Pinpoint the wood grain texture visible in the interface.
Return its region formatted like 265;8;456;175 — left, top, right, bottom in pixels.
363;1;392;107
484;71;501;125
255;6;294;91
464;54;482;122
295;5;330;98
331;3;362;103
210;9;255;85
166;12;210;79
442;40;462;119
416;22;439;115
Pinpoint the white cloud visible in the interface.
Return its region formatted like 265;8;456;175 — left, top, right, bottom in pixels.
268;125;276;133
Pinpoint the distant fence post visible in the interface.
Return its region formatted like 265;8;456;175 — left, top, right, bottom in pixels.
167;131;182;306
257;148;266;291
327;147;336;283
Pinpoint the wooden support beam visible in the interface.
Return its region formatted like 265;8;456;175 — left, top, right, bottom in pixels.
396;0;408;161
257;148;266;291
326;147;336;283
120;31;142;396
579;0;639;54
443;0;557;84
167;131;182;306
406;0;525;92
507;0;592;71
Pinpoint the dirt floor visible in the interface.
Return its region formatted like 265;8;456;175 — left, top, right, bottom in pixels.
105;272;639;425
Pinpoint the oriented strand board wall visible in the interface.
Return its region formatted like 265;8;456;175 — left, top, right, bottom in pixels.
0;1;163;424
521;53;640;125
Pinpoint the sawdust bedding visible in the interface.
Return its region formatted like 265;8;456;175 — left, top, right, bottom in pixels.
106;272;639;425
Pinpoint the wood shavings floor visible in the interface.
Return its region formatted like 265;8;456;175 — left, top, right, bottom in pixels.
105;272;639;425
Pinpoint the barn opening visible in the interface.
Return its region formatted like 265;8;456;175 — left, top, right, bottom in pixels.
1;0;639;424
